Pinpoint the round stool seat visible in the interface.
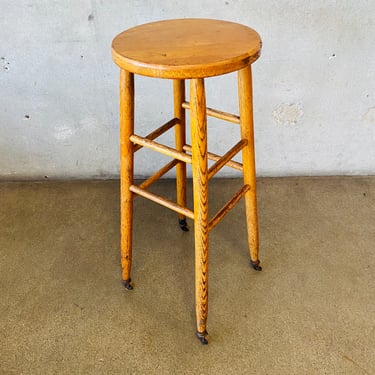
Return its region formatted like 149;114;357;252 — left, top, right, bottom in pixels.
112;18;261;79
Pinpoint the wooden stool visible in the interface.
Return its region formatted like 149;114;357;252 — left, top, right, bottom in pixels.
112;18;262;344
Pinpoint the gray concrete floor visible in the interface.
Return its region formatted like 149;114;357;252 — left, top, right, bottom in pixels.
0;177;374;374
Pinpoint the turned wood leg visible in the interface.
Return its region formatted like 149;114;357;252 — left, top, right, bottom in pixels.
120;69;135;289
173;79;188;231
238;65;262;271
190;78;209;344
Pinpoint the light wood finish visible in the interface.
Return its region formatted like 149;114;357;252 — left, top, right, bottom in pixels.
238;65;259;264
112;19;261;79
183;145;243;172
209;184;250;232
190;78;209;336
174;80;187;222
208;139;247;179
130;185;194;219
130;134;192;164
133;117;179;152
119;69;134;283
112;19;262;344
139;160;179;190
182;101;240;124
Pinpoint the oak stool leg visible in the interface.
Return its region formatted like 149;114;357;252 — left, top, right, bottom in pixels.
120;69;135;289
190;78;210;344
173;79;188;231
238;65;262;271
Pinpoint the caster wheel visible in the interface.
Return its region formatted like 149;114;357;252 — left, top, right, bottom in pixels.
122;278;133;290
179;219;189;232
250;259;262;271
196;330;208;345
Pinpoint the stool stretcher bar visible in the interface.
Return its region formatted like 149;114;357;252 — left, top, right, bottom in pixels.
132;181;250;231
133;118;179;152
208;184;250;232
183;145;243;172
139;159;179;190
130;184;194;219
208;139;247;179
130;134;192;164
182;101;240;124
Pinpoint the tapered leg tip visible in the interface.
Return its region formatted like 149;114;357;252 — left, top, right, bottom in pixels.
179;219;189;232
250;260;262;271
122;278;134;290
196;330;209;345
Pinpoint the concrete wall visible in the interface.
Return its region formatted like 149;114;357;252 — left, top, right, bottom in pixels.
1;1;375;179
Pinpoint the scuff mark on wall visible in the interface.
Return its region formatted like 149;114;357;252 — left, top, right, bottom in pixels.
273;103;303;125
79;116;98;131
362;107;375;124
54;124;76;141
1;57;10;72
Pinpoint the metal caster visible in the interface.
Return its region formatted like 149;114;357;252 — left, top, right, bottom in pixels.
122;278;133;290
196;330;208;345
250;259;262;271
179;219;189;232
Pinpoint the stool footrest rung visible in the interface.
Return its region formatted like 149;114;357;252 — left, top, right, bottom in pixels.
183;145;243;172
208;139;247;179
139;160;179;190
208;184;250;232
133;118;179;152
130;185;195;219
182;101;240;124
130;134;192;164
